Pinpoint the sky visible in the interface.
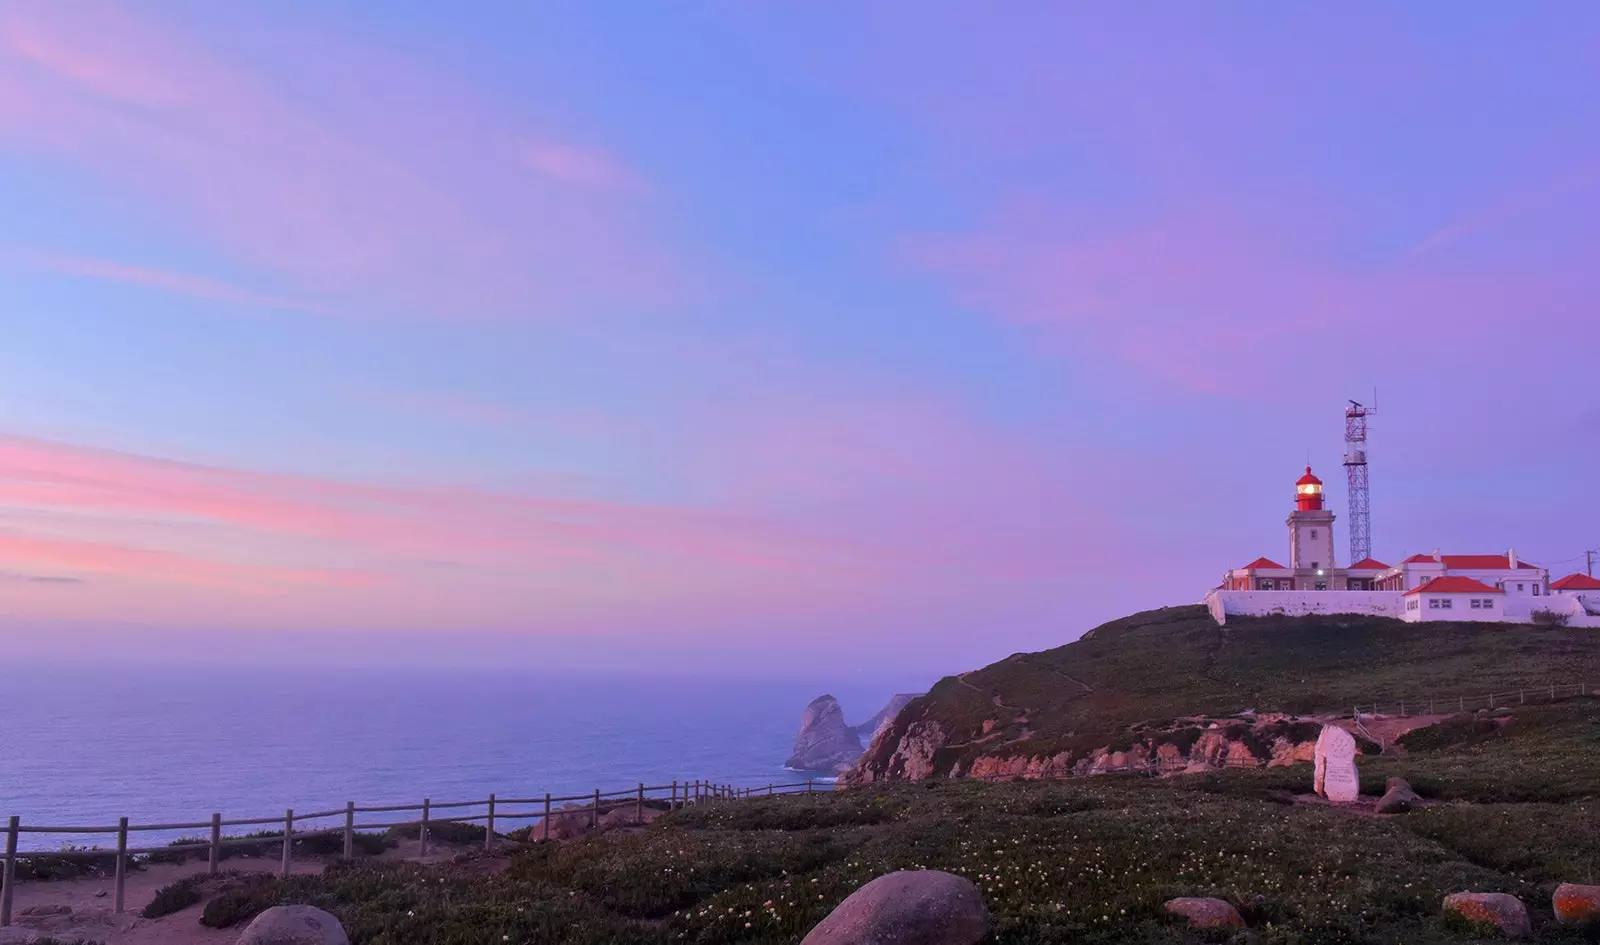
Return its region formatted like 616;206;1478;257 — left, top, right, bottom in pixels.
2;2;1598;677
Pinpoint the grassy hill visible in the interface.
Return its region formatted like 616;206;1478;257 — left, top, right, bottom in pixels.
858;605;1600;779
161;698;1600;945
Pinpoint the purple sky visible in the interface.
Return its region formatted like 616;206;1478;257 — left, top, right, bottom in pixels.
2;2;1596;676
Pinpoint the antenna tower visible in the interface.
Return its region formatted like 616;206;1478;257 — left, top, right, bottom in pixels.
1343;399;1375;564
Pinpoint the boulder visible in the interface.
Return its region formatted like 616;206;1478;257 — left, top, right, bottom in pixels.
236;905;350;945
1376;777;1421;814
1553;883;1600;924
800;870;989;945
1164;897;1244;930
1443;892;1531;937
537;802;598;840
789;695;866;773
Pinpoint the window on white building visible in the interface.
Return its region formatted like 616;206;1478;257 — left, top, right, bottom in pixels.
1310;529;1318;540
1429;598;1441;609
1517;583;1525;592
1441;598;1454;609
1483;598;1495;608
1315;582;1327;590
1470;599;1482;609
1532;586;1541;596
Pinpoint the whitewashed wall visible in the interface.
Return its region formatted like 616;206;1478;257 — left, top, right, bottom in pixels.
1203;590;1403;625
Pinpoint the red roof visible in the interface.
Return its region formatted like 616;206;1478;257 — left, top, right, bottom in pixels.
1347;557;1391;571
1401;553;1539;570
1238;556;1287;571
1551;573;1600;591
1295;466;1322;486
1404;576;1504;597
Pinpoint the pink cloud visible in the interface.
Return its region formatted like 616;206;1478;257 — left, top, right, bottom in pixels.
900;197;1583;396
523;139;647;193
0;3;685;319
0;528;376;590
10;249;331;314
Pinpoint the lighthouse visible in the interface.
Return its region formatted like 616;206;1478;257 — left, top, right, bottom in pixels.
1288;466;1337;588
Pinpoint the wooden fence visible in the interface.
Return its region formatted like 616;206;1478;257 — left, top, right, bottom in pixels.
1350;681;1591;718
0;778;820;928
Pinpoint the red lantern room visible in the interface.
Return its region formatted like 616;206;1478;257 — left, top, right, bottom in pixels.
1295;466;1324;511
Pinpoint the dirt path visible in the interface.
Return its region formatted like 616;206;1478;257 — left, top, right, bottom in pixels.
2;838;479;945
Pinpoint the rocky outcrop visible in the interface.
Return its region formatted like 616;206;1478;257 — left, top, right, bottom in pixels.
788;695;865;773
1443;893;1531;938
1553;883;1600;923
1376;777;1421;814
852;711;1339;784
854;694;921;742
237;905;350;945
1164;897;1244;930
800;870;989;945
845;720;948;785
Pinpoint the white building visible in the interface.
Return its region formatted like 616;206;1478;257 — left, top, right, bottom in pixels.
1204;465;1599;627
1399;576;1504;622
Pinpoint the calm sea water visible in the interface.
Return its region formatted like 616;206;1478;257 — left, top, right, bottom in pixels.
0;664;927;851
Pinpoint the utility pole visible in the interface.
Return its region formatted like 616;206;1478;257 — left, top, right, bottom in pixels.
1588;549;1597;578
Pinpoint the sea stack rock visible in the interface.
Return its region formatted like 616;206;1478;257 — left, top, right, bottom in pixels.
788;695;864;773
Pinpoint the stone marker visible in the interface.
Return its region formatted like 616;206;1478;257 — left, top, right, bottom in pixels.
1375;776;1421;814
1313;725;1359;803
237;905;351;945
800;870;989;945
1443;892;1531;938
1553;883;1600;923
1164;897;1244;929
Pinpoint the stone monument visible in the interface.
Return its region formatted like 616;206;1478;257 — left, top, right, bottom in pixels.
1313;724;1359;803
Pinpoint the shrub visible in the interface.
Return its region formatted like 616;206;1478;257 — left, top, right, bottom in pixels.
200;875;284;928
388;819;487;845
142;875;203;919
1532;609;1572;627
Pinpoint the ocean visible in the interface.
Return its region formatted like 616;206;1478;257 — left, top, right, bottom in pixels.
0;664;929;851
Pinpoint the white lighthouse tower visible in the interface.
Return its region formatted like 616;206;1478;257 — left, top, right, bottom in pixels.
1288;466;1337;589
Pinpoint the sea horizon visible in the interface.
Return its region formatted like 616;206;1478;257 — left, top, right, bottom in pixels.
0;662;930;852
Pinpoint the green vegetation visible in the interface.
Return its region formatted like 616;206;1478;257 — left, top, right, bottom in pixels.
865;606;1600;778
144;828;396;865
153;696;1598;945
142;874;204;918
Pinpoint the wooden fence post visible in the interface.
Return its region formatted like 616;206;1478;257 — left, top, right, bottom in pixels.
671;780;678;810
808;779;814;795
114;817;128;914
1459;696;1465;712
1520;689;1525;704
768;783;774;796
343;802;355;861
485;794;496;852
281;809;293;877
210;812;222;874
2;815;18;928
637;783;645;825
542;793;551;842
591;789;600;829
420;798;430;857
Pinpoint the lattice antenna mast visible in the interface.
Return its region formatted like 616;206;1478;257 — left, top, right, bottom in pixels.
1343;399;1376;564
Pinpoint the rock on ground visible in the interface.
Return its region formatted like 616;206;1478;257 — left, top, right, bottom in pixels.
1553;883;1600;923
800;870;989;945
1443;892;1531;938
1164;897;1245;929
1376;777;1421;814
237;904;351;945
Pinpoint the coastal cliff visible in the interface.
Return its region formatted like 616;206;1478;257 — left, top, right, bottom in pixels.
844;604;1600;784
787;692;926;773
